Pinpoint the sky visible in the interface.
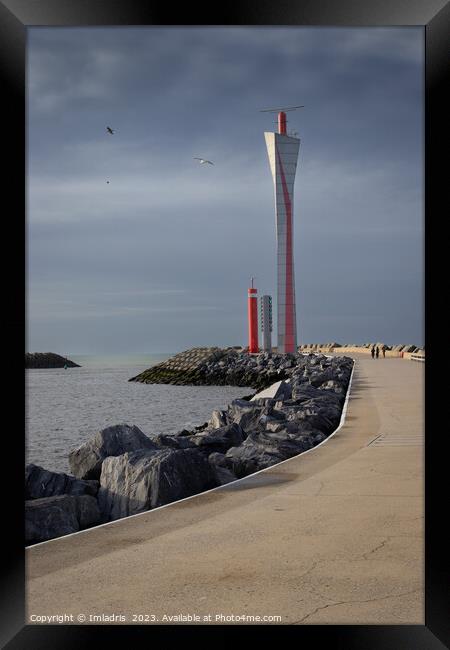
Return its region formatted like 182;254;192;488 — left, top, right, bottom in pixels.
27;26;424;354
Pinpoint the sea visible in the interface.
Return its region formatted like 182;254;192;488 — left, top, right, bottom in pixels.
25;354;252;474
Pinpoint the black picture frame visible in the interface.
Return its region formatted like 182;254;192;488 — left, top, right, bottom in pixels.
2;1;448;647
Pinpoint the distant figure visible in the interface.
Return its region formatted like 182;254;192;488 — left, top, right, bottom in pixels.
371;346;375;359
382;345;386;358
376;346;379;359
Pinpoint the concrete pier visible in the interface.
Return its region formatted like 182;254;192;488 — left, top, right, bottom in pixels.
26;354;423;625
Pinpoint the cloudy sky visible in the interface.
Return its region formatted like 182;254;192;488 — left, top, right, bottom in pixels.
27;27;424;354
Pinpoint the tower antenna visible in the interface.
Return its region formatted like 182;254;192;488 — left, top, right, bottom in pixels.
260;106;304;136
259;105;304;112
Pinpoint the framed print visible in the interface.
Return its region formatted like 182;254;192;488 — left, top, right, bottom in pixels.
1;0;448;647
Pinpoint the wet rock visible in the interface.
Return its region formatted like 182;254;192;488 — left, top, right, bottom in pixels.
68;424;159;480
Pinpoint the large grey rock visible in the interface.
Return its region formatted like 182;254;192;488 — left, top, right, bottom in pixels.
319;379;346;395
98;447;216;522
213;466;237;485
208;409;228;429
208;452;237;485
25;464;99;500
250;380;292;402
208;453;237;485
308;368;335;387
149;432;196;450
285;407;337;435
207;451;231;468
25;494;100;545
226;400;265;432
68;424;159;480
75;494;101;528
263;417;287;433
191;423;245;454
225;442;284;477
226;428;318;478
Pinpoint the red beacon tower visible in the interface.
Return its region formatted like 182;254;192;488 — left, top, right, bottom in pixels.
247;277;259;353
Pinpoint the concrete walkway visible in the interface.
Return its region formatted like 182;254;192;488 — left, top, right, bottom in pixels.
26;355;424;625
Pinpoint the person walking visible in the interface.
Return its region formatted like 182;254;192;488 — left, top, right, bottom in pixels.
376;346;379;359
371;346;375;359
382;345;386;358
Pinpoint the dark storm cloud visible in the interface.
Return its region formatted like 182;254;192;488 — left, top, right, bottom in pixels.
27;27;423;353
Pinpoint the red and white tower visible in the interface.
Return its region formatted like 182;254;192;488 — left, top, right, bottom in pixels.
247;277;259;353
263;106;302;354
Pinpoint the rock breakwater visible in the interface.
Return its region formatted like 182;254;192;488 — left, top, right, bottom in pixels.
26;352;80;369
25;349;353;544
130;346;300;390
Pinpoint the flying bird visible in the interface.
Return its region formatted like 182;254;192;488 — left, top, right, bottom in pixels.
106;126;115;135
106;180;110;184
193;157;214;165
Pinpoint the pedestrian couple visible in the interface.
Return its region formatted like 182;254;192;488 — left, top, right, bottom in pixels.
371;345;385;359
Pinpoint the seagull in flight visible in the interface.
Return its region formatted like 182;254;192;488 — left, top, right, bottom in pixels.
106;126;115;135
193;157;214;165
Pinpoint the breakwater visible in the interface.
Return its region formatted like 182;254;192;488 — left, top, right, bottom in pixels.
130;346;302;389
25;348;353;545
298;343;425;359
26;352;80;369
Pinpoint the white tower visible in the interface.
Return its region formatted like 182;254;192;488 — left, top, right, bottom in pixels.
263;107;301;353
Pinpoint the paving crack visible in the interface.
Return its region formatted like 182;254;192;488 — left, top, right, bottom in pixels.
361;537;390;559
291;587;422;624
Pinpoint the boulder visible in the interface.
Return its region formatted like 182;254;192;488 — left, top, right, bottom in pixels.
208;454;237;485
149;432;196;450
68;424;159;480
250;380;292;402
208;409;228;429
319;379;346;395
264;418;287;433
286;408;337;435
25;494;100;545
75;494;101;528
191;423;245;454
226;428;316;478
225;442;284;478
25;464;99;500
308;368;336;388
98;448;216;522
226;400;264;432
212;466;237;485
